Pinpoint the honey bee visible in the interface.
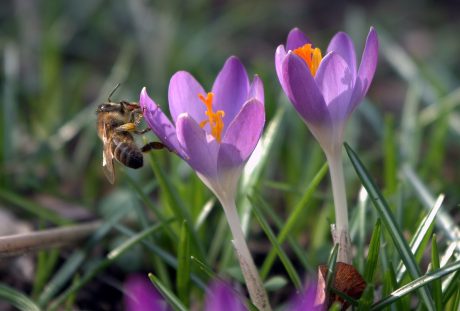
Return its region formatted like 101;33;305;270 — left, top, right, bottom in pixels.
96;85;166;184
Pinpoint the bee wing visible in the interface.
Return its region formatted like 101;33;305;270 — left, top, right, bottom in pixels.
102;124;116;184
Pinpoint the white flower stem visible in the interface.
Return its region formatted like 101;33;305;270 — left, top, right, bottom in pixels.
221;199;271;311
326;149;352;264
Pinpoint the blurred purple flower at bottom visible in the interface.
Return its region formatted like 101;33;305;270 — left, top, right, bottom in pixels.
124;274;168;311
205;282;247;311
289;282;321;311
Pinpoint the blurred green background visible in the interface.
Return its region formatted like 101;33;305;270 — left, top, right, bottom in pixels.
2;0;460;199
1;0;460;310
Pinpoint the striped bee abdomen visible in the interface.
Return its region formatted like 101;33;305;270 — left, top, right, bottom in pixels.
111;135;143;169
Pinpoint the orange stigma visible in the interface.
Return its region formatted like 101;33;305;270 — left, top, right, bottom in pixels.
293;44;323;76
198;92;225;142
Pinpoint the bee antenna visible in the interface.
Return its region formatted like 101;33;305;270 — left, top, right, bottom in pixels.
108;83;121;102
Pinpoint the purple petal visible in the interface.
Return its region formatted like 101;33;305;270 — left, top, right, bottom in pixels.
289;282;319;311
286;27;311;51
168;71;206;124
248;75;264;104
124;274;167;311
350;27;379;111
327;32;357;78
205;282;246;311
175;113;218;179
282;52;330;126
139;88;186;159
212;56;250;133
315;52;354;123
275;45;288;94
220;99;265;163
217;100;264;199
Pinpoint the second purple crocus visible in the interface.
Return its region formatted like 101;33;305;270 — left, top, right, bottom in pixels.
140;56;270;310
275;27;378;264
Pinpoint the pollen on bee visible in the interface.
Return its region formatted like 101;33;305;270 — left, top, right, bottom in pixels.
198;92;225;143
293;44;323;76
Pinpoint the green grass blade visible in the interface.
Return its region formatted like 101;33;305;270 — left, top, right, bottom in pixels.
191;255;216;279
358;284;374;310
431;234;442;311
364;219;381;283
240;105;286;235
326;244;339;294
442;270;460;304
371;260;460;310
260;163;328;278
38;210;126;306
345;143;435;311
177;220;191;306
254;192;310;270
403;165;460;252
451;286;460;311
147;153;206;259
0;284;41;311
0;189;71;225
148;273;187;311
48;220;173;310
383;115;397;195
396;194;444;281
251;197;302;290
115;225;207;290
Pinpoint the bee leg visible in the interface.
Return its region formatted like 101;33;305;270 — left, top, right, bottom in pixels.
133;128;151;135
115;122;137;132
141;142;171;152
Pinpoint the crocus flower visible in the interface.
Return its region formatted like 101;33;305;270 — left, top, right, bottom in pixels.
275;27;378;154
289;282;320;311
140;56;264;205
275;27;378;264
205;281;247;311
124;274;168;311
140;56;270;310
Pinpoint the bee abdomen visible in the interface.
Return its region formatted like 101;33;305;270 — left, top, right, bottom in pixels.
112;141;143;169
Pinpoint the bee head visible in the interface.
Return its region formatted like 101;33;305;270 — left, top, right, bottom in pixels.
96;102;122;113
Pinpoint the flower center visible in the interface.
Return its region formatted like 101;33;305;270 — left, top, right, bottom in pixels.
198;92;225;143
293;44;323;76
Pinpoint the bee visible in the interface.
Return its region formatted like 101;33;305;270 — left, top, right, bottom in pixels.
96;85;166;184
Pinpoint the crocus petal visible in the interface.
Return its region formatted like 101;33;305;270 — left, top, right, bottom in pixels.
221;99;265;163
350;27;379;111
168;71;206;124
124;274;167;311
283;52;330;126
286;27;311;51
212;56;250;133
217;99;264;201
248;75;264;104
176;113;218;179
315;52;354;123
140;88;186;159
205;282;246;311
327;32;357;76
275;45;288;93
289;282;319;311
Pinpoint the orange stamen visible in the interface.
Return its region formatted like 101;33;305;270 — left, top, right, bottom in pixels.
198;92;225;143
293;43;323;76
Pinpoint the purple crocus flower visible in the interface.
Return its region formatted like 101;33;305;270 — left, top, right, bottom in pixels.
140;57;270;309
204;281;247;311
140;56;264;204
289;282;321;311
124;274;168;311
275;27;378;264
275;27;378;154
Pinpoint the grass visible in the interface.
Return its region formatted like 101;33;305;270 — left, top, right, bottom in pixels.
1;0;460;310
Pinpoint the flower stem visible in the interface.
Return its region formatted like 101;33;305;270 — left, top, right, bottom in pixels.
326;149;352;264
221;199;271;311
